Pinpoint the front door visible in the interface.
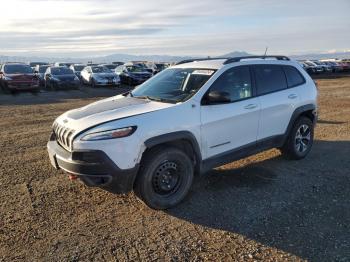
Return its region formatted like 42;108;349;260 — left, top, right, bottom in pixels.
200;66;260;159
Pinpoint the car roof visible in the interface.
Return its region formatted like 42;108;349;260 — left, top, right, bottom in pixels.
51;66;70;69
172;56;299;70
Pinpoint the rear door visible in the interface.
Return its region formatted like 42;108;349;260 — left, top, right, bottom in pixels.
254;64;303;140
200;66;260;159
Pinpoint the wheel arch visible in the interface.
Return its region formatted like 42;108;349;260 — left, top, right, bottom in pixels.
284;104;317;143
143;131;202;175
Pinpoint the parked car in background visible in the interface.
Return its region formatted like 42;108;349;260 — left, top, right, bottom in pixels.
324;61;342;72
311;61;332;73
54;62;72;67
338;61;350;71
304;61;324;73
130;61;155;74
112;62;124;66
69;64;86;80
99;64;118;71
80;66;120;88
29;62;49;70
44;66;80;89
298;61;316;75
34;64;50;87
154;63;170;74
115;64;153;85
0;63;40;93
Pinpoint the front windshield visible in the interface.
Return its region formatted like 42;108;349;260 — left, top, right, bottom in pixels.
103;65;117;70
92;66;111;73
126;65;146;73
4;64;33;74
131;68;216;103
39;66;49;73
51;67;74;75
74;65;85;71
156;64;168;70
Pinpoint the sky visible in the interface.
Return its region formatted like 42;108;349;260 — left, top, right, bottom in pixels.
0;0;349;57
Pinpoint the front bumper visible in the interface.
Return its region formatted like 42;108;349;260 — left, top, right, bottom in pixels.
47;140;139;194
53;81;80;89
7;82;40;90
94;79;121;86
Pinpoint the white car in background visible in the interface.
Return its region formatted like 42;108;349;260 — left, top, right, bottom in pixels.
80;65;120;87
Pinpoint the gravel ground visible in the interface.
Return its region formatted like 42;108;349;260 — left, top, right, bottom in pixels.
0;79;349;261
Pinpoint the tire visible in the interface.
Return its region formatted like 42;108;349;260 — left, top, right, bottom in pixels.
127;78;133;86
91;78;96;88
281;116;314;160
1;83;10;94
134;147;194;210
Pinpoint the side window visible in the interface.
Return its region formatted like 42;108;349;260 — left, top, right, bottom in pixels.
254;65;287;95
283;65;305;87
209;66;252;102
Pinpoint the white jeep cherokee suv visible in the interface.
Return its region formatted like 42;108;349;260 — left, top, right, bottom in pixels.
48;56;318;209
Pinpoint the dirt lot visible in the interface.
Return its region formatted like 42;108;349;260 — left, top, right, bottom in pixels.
0;79;349;262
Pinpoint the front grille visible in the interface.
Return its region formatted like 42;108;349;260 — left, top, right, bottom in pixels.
53;122;75;151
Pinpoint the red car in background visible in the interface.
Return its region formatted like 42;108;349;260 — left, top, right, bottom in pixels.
0;63;40;93
338;61;350;71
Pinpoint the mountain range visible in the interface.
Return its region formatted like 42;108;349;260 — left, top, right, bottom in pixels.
1;51;349;64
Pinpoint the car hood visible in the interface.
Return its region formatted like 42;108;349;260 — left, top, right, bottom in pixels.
55;95;175;133
93;73;116;78
54;75;77;81
5;74;35;81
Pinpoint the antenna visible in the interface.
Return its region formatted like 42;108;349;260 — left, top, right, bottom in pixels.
264;47;268;57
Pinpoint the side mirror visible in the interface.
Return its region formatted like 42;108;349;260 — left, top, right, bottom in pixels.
206;90;231;104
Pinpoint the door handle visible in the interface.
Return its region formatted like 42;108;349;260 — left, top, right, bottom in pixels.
244;104;258;110
288;94;298;99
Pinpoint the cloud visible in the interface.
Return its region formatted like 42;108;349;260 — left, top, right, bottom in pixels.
0;0;349;57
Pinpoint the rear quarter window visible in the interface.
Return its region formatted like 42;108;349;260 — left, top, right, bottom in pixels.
253;65;288;95
283;65;305;87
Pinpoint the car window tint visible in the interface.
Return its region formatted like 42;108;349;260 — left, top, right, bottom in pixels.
210;66;252;102
254;65;287;95
283;65;305;87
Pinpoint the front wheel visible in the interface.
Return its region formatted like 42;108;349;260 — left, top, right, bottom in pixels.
134;147;194;210
91;78;96;88
281;116;314;160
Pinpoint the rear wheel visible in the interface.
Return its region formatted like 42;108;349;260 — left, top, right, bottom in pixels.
281;116;314;160
134;147;194;210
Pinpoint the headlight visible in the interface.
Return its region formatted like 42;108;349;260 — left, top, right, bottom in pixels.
52;77;60;82
81;126;137;141
4;76;12;81
74;76;79;81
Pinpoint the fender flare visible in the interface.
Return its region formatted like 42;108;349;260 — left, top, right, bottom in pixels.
144;131;202;163
284;103;317;142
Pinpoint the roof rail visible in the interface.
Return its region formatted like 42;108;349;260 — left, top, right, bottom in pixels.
176;57;229;65
224;55;290;64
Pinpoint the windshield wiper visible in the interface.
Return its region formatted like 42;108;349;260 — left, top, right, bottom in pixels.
134;95;177;104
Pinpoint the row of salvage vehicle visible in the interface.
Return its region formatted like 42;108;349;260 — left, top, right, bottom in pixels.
298;59;350;74
0;61;170;93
